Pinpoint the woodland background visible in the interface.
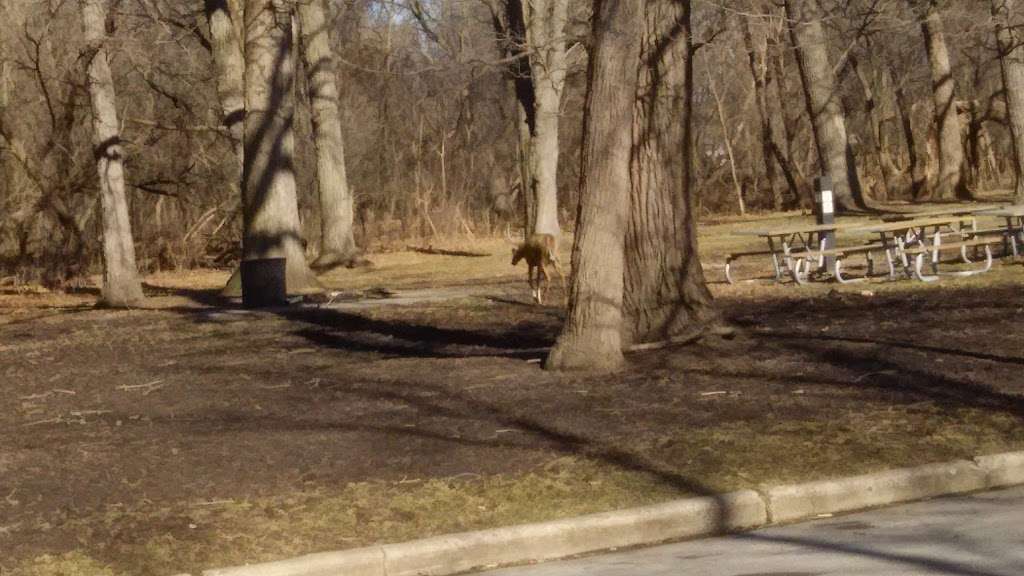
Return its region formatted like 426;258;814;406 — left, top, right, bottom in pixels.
0;0;1020;285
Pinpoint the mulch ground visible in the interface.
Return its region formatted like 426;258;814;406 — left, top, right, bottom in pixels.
2;274;1024;575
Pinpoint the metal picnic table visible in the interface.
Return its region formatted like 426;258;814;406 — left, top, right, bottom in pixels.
728;221;864;283
852;215;983;280
978;205;1024;257
879;204;1002;222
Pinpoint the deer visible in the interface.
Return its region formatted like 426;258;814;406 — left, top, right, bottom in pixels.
508;226;567;305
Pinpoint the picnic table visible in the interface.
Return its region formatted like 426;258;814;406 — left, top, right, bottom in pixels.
853;215;998;281
979;205;1024;257
726;222;863;283
854;215;978;248
879;204;1002;222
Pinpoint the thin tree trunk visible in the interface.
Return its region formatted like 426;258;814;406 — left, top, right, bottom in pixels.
920;2;970;200
81;0;144;307
622;0;719;349
742;16;783;210
485;0;537;236
891;66;928;197
515;108;535;234
708;74;745;215
241;0;323;295
785;0;865;211
994;0;1024;202
850;55;897;201
297;0;361;269
545;0;641;373
769;38;805;206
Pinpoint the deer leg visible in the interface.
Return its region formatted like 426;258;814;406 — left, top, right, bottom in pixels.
529;264;540;303
537;263;549;304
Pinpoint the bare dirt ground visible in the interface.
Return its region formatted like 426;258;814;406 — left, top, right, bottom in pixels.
3;219;1024;575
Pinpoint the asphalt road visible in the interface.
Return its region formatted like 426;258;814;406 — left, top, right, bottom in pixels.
476;486;1024;576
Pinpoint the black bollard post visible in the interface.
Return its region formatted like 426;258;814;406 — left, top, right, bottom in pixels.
241;258;288;308
815;176;836;275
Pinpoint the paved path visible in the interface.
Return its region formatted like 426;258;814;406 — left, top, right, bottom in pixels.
477;486;1024;576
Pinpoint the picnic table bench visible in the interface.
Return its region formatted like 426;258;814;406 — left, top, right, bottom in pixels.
726;222;863;284
901;237;1001;282
790;242;889;285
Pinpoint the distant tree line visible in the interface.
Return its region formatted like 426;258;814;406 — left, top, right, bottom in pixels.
2;0;1024;329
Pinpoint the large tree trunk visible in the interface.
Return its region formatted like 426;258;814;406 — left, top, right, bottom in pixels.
504;0;567;237
545;0;641;373
784;0;865;211
622;0;719;349
994;0;1024;203
920;2;970;200
81;0;144;307
241;0;323;295
297;0;361;269
205;0;250;297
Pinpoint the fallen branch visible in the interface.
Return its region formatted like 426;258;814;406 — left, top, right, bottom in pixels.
117;380;165;395
406;245;490;258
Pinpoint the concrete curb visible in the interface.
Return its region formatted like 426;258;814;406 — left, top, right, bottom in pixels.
198;450;1024;576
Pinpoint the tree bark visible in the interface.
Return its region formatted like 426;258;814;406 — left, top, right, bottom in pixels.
919;2;970;200
297;0;361;269
241;0;323;295
545;0;641;373
81;0;144;307
622;0;719;348
784;0;866;211
204;0;245;163
994;0;1024;202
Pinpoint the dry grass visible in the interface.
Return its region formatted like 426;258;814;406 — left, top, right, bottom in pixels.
3;207;1024;575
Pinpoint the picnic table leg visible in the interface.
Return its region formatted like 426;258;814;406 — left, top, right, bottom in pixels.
913;251;940;282
896;238;913;278
1010;217;1020;258
767;236;786;281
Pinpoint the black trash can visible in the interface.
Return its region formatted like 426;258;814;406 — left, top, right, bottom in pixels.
241;258;287;308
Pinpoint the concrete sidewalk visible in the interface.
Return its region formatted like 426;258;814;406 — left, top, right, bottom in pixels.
478;485;1024;576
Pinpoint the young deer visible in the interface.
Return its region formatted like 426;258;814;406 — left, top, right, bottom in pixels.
509;228;567;305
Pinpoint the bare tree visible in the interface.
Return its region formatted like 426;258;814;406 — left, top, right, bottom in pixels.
785;0;866;211
546;0;641;373
742;12;785;210
298;0;362;270
81;0;144;306
205;0;245;179
486;0;569;237
917;0;970;200
240;0;323;295
993;0;1024;202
